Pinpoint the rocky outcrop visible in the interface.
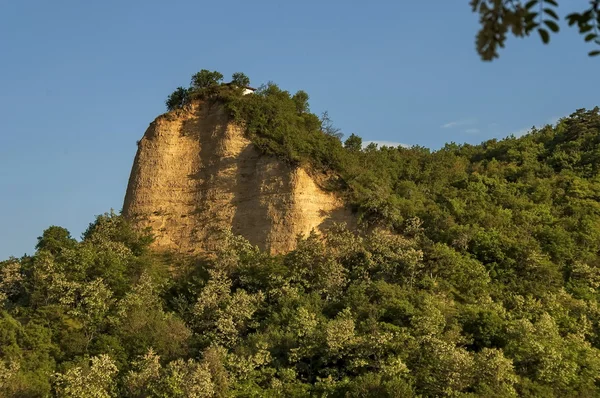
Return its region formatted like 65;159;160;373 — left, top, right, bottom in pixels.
123;101;353;255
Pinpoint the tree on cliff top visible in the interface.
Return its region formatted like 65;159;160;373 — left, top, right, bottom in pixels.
230;72;251;88
165;87;190;111
191;70;224;90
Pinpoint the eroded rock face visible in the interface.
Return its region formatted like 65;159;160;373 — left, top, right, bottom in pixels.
123;102;352;255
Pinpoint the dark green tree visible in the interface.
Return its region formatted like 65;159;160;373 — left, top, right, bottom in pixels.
190;69;224;90
344;133;363;151
230;72;250;88
35;226;76;256
165;87;190;111
471;0;600;60
292;90;310;114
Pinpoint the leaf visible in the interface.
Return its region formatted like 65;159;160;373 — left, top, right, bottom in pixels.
544;20;560;33
565;13;580;26
584;33;597;42
580;25;593;33
538;28;550;44
544;0;558;6
543;8;559;20
525;12;539;23
525;0;538;10
589;50;600;57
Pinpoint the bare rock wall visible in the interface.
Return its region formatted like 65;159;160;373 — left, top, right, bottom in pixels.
123;102;352;254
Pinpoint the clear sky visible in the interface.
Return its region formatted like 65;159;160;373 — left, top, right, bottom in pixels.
0;0;598;259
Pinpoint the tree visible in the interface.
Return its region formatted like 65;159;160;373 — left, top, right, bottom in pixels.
0;360;20;396
115;273;191;360
124;349;216;398
68;278;114;351
54;355;118;398
292;90;309;114
471;0;600;60
0;259;23;307
36;226;76;256
192;268;264;347
230;72;250;88
82;210;153;256
344;133;363;152
191;70;224;90
320;111;343;140
165;87;190;111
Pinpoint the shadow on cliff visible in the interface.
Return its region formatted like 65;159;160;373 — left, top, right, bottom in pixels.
317;206;357;234
181;105;273;252
230;145;273;251
182;106;235;252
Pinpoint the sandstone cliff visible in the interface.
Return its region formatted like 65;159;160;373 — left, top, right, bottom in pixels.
123;101;353;255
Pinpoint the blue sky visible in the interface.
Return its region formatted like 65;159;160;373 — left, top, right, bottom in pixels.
0;0;598;259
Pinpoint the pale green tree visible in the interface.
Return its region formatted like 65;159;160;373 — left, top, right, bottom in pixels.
324;308;357;358
124;348;162;397
0;361;20;395
473;348;518;397
29;251;79;307
193;268;264;346
413;336;475;396
68;278;114;351
0;259;23;306
54;355;118;398
125;348;215;398
285;230;348;298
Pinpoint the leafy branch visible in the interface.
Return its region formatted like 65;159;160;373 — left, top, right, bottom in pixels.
471;0;600;60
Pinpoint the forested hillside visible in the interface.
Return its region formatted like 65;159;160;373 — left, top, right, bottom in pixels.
2;73;600;396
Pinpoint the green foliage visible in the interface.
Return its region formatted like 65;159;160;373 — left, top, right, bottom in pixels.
320;110;343;139
291;90;309;114
5;193;600;396
4;73;600;395
230;72;250;88
470;0;600;60
0;311;55;397
165;71;256;112
166;87;190;111
36;226;77;255
344;133;363;152
54;354;118;398
82;210;154;256
124;348;217;398
114;273;191;361
224;81;346;171
191;70;224;90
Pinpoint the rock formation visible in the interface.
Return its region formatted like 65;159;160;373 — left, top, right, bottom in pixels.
123;101;352;255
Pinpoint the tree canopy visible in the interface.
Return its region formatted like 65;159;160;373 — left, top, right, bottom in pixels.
2;72;600;395
230;72;251;88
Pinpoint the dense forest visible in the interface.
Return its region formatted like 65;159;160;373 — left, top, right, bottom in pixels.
2;72;600;397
